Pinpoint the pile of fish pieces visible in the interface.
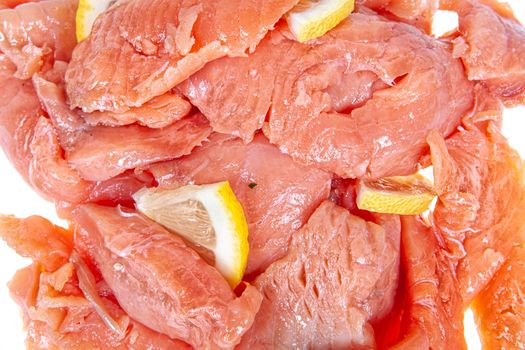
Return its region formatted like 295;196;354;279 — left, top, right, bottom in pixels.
0;0;524;349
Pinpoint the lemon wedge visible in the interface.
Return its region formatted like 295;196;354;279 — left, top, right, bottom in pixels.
76;0;115;42
133;181;249;288
285;0;355;43
356;173;436;215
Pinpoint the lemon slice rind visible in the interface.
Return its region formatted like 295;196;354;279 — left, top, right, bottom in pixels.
133;182;248;288
76;0;115;42
286;0;355;43
356;173;436;215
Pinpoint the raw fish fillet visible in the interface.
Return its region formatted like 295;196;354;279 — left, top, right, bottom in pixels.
452;0;525;106
29;117;95;203
0;55;41;180
389;216;466;350
0;0;39;9
428;116;525;302
179;13;474;178
0;58;153;205
34;75;211;182
0;0;77;78
81;92;192;129
65;0;300;113
472;244;525;349
238;201;400;349
1;214;191;349
148;133;332;277
358;0;439;32
72;204;263;350
0;214;72;272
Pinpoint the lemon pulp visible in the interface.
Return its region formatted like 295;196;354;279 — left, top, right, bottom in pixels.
357;173;436;215
76;0;115;41
286;0;355;43
133;181;249;288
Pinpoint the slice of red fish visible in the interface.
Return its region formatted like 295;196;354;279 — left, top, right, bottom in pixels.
472;244;525;349
29;117;95;203
65;0;300;113
72;204;262;349
0;214;72;272
428;117;525;302
8;261;191;349
2;214;187;349
0;0;39;9
147;133;332;277
389;216;466;350
358;0;439;32
0;57;152;205
451;0;525;106
0;55;41;181
80;91;192;129
33;75;212;181
0;0;77;79
179;13;474;178
237;201;400;349
177;34;283;142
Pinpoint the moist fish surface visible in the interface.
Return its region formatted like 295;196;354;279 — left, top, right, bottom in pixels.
34;75;212;182
1;215;191;349
237;201;400;349
147;133;332;277
389;216;467;350
451;0;525;106
179;13;474;178
72;204;263;350
0;0;77;78
0;55;41;181
0;57;153;205
428;115;525;303
472;243;525;349
358;0;439;32
80;92;192;129
0;0;39;8
65;0;300;113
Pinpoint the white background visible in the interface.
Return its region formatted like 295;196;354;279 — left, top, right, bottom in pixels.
0;1;524;348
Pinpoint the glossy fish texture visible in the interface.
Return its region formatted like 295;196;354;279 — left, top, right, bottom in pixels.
357;0;439;32
0;58;153;205
0;0;77;78
451;0;525;106
72;204;263;350
389;216;467;350
238;201;400;349
179;13;474;179
428;117;525;303
34;75;212;182
2;216;191;349
472;244;525;349
65;0;300;113
0;55;41;181
147;133;332;277
80;92;192;129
